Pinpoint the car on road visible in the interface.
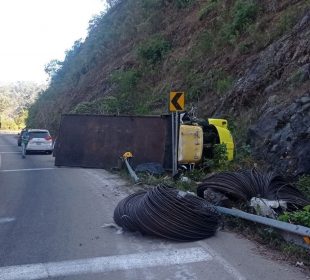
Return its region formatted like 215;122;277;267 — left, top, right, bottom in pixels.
25;129;53;154
17;129;27;146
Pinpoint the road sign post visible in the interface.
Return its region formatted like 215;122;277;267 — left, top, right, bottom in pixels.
169;92;185;176
169;92;185;112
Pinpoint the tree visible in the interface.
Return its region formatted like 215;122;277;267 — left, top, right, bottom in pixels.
44;59;63;78
106;0;121;8
14;110;28;129
0;96;11;114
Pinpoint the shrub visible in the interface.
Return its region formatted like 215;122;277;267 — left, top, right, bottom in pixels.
219;0;259;44
111;69;140;92
71;98;111;115
213;143;228;164
109;69;142;113
231;0;259;34
297;175;310;200
204;143;229;170
137;36;171;65
279;205;310;228
71;101;94;114
219;23;238;46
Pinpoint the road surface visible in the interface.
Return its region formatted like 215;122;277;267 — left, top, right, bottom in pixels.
0;132;307;280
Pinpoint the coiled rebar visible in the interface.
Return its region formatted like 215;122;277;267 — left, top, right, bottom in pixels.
114;185;219;241
197;169;309;207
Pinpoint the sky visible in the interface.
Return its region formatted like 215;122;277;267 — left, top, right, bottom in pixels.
0;0;106;84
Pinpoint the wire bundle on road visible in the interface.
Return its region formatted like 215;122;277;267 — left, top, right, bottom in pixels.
197;169;309;207
113;185;219;241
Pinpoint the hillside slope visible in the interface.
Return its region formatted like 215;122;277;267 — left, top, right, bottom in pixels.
27;0;310;175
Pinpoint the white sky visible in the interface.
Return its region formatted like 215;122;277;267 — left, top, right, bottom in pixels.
0;0;106;84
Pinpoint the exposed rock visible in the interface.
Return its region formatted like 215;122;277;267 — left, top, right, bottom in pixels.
248;93;310;176
221;11;310;111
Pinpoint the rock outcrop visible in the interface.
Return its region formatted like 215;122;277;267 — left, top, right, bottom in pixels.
248;94;310;176
222;11;310;112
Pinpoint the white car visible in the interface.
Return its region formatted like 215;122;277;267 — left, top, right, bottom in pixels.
26;129;53;154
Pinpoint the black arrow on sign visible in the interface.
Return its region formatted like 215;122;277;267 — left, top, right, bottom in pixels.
171;92;183;110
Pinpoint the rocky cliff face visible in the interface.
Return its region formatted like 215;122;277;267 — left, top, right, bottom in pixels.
249;95;310;176
220;12;310;113
221;11;310;175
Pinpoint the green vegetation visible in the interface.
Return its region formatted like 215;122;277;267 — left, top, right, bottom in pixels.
71;100;105;114
137;36;171;65
71;68;150;115
110;69;150;114
204;143;228;170
297;175;310;200
219;0;259;45
279;205;310;228
0;82;44;130
231;0;259;34
276;176;310;229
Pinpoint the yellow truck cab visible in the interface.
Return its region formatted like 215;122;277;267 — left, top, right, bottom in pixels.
208;119;234;161
178;118;234;165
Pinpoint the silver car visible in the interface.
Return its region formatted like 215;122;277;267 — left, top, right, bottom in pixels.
26;129;53;154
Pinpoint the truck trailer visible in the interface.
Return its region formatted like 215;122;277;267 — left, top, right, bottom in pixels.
54;114;234;169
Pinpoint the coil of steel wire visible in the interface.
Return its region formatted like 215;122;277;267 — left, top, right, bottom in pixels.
113;185;219;241
197;168;309;207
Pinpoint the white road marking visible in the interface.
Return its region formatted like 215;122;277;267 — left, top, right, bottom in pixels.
198;241;246;280
0;247;212;280
0;153;2;169
0;217;15;224
0;168;57;173
0;152;20;154
0;145;15;146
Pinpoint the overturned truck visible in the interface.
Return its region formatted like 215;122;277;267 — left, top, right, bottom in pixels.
54;114;234;169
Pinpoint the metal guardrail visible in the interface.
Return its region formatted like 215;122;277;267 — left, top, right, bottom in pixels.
215;206;310;237
215;206;310;249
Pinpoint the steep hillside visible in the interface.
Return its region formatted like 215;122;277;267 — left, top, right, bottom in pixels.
27;0;310;175
0;81;45;129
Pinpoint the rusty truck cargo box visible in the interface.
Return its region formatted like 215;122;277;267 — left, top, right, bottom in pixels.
55;114;171;169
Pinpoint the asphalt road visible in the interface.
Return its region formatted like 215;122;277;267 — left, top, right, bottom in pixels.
0;132;308;280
